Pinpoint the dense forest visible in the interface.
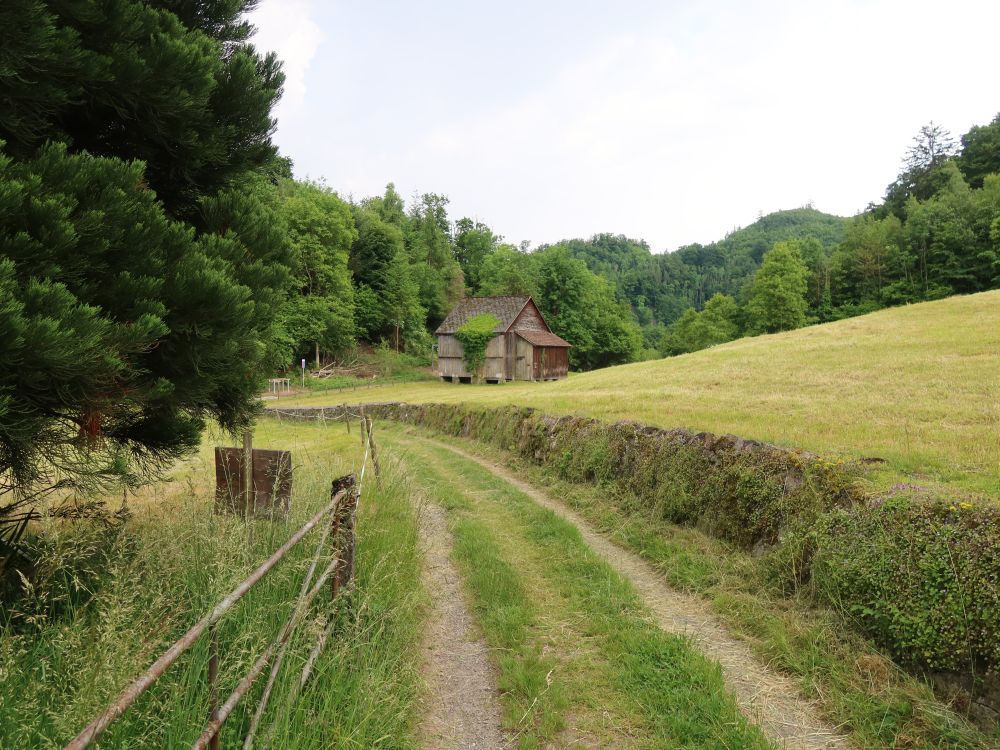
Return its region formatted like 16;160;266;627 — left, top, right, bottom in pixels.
2;1;999;537
299;112;999;363
269;117;1000;365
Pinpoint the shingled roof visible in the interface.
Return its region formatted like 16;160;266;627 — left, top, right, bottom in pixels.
515;329;571;348
435;296;532;334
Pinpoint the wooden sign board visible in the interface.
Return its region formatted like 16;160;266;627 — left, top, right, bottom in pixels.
214;447;292;519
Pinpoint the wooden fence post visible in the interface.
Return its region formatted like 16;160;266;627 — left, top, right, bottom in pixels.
366;417;380;483
208;626;220;750
242;430;253;517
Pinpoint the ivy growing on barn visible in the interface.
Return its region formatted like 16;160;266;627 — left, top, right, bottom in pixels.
455;314;501;377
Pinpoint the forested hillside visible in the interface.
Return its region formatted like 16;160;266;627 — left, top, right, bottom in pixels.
545;208;848;349
651;121;1000;355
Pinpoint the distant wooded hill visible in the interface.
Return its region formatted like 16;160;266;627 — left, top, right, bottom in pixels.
551;207;848;329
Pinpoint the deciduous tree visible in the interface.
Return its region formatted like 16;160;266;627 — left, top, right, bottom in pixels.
277;180;356;366
745;242;810;334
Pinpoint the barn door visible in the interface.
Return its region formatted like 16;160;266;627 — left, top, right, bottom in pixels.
532;348;541;380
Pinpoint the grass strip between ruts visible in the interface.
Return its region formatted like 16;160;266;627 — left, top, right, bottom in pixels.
392;431;776;750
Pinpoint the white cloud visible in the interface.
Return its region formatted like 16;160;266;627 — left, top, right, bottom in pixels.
248;0;323;124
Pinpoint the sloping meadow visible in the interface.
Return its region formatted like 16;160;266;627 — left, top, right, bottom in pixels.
270;403;1000;722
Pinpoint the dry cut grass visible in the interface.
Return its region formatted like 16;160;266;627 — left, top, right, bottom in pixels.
282;290;1000;496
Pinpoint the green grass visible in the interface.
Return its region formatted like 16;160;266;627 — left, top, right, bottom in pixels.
390;430;776;749
285;291;1000;497
0;420;426;749
408;425;997;749
290;346;437;395
398;441;566;748
302;373;374;391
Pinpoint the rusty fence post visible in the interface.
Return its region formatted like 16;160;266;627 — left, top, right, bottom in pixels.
329;474;359;599
330;506;342;601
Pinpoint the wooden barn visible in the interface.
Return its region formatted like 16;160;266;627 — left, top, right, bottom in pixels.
435;296;571;383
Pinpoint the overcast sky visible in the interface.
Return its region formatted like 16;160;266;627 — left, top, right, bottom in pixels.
249;0;1000;253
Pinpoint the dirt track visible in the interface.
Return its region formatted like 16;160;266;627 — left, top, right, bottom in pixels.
415;498;508;749
419;435;854;750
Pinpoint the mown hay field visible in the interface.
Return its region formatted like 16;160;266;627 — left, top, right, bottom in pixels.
281;290;1000;497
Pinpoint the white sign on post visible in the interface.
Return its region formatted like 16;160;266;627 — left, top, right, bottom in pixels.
301;358;306;388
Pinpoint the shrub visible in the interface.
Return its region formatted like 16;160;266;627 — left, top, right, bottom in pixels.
811;497;1000;674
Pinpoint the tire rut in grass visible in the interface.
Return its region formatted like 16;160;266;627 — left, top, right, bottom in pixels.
421;436;854;750
416;498;508;750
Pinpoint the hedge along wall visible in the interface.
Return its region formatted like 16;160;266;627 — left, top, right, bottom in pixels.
266;402;1000;717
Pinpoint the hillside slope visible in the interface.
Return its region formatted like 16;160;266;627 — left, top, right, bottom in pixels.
696;205;848;255
284;290;1000;496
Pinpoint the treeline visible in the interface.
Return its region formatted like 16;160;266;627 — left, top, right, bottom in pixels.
273;183;644;371
324;107;1000;366
552;119;1000;357
277;194;848;368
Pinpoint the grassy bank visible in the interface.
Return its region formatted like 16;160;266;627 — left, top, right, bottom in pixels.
280;291;1000;497
0;421;425;749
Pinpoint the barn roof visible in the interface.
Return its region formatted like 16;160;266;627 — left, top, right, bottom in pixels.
435;296;533;334
516;329;571;348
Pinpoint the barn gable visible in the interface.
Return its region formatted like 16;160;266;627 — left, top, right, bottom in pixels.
509;299;548;332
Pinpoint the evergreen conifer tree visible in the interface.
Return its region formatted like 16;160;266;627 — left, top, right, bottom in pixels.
0;1;291;548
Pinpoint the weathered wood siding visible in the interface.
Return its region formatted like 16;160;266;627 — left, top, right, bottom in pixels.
437;333;507;379
515;336;534;380
437;334;467;377
483;335;505;380
536;346;569;379
511;301;547;332
505;332;516;378
438;334;462;358
438;356;467;378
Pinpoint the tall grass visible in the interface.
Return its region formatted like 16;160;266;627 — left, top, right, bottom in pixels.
0;421;425;749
